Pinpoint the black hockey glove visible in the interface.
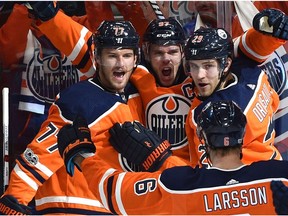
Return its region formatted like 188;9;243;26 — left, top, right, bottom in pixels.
57;115;96;177
270;180;288;215
24;1;59;21
109;121;172;172
0;195;32;215
253;8;288;40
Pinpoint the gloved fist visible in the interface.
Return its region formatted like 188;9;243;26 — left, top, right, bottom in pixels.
109;121;172;172
25;1;59;21
253;8;288;40
270;180;288;215
57;115;96;176
0;195;31;215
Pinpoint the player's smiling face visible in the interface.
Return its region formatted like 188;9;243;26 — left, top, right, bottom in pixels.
186;59;221;97
97;48;137;93
149;44;183;87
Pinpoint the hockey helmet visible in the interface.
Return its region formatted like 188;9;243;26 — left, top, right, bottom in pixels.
143;18;186;47
94;20;140;50
185;27;233;61
196;100;246;148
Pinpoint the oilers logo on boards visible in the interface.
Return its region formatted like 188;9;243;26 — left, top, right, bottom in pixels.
26;51;80;103
259;47;287;96
146;94;191;149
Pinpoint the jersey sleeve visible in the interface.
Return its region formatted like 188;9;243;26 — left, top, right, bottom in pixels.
3;101;68;205
81;155;170;215
235;27;286;63
37;10;95;74
0;4;31;69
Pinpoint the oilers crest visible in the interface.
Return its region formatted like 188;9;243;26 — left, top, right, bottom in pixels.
146;94;191;149
26;50;79;103
19;32;94;114
259;46;287;96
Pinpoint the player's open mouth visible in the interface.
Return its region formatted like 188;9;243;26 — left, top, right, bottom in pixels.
198;82;209;90
162;67;172;76
113;72;125;78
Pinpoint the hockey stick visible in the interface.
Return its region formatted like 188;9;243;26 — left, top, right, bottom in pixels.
148;1;165;19
2;87;9;194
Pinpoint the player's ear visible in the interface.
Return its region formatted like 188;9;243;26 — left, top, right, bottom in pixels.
224;57;232;72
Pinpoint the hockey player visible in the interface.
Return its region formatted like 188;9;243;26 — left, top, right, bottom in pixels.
0;20;153;214
17;2;193;163
18;2;288;166
55;100;288;215
184;14;287;167
130;18;193;162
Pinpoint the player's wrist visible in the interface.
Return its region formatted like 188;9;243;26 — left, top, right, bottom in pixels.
74;152;95;168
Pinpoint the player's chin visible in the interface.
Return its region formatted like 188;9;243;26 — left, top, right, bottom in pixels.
112;81;128;93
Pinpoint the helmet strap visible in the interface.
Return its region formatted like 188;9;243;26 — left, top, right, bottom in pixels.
205;146;213;167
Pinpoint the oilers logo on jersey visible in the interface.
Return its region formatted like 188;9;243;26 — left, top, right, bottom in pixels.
146;94;191;150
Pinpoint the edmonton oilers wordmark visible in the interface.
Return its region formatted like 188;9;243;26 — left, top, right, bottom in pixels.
146;95;191;149
26;52;79;103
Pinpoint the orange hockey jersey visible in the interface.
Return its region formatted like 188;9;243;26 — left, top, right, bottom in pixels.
130;65;194;162
4;76;144;214
186;29;285;167
81;154;288;215
37;10;286;166
2;9;186;214
231;1;288;161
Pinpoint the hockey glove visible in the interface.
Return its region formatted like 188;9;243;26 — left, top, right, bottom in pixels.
57;115;96;177
270;180;288;215
0;195;31;215
253;8;288;40
24;1;59;21
109;121;172;172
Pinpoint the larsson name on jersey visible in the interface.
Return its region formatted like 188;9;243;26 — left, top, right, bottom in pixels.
252;83;271;122
203;186;267;212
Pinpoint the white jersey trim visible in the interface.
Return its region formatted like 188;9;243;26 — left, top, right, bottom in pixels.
68;27;89;61
35;196;104;208
241;31;271;61
18;101;45;114
14;164;38;191
99;168;116;210
115;172;127;215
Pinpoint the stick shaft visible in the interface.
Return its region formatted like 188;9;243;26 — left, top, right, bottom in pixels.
2;87;9;193
149;1;165;19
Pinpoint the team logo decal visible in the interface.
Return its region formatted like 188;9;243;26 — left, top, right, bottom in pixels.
146;94;191;149
26;50;79;103
119;95;191;172
24;148;39;166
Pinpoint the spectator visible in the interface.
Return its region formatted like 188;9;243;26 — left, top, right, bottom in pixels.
0;2;94;165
